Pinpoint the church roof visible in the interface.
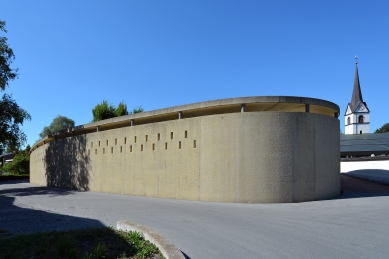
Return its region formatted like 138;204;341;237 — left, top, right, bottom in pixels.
346;62;369;114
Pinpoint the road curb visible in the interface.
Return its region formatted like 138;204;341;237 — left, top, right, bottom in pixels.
117;220;185;259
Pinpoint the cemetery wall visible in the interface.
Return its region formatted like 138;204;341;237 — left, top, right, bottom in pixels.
30;96;341;203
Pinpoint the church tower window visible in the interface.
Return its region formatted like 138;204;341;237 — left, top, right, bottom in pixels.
358;115;364;123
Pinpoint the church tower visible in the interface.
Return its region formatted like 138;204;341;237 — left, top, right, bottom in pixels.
345;57;370;134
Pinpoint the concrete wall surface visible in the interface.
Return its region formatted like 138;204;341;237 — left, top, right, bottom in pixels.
30;107;340;203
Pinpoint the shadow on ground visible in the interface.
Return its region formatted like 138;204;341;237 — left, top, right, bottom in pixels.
0;182;76;197
343;169;389;185
338;174;389;199
0;181;191;258
0;182;103;235
181;251;192;259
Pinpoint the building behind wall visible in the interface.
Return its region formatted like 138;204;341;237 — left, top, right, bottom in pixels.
344;58;370;134
0;152;15;170
340;133;389;158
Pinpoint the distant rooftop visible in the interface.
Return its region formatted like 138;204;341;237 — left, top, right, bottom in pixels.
341;133;389;157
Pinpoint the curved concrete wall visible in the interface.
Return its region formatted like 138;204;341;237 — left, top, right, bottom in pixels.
30;97;340;203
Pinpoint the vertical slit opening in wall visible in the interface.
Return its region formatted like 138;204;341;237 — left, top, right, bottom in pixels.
124;137;127;144
103;148;105;154
165;142;168;150
111;147;113;153
141;144;143;151
98;141;100;147
134;136;137;143
130;145;133;152
91;142;93;147
185;131;187;138
146;135;148;142
152;143;155;151
179;141;181;149
120;146;122;153
158;133;160;141
88;149;90;155
171;132;173;139
95;149;97;155
115;138;117;145
194;140;197;148
106;140;108;146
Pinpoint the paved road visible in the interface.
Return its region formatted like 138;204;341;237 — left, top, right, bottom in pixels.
1;176;389;259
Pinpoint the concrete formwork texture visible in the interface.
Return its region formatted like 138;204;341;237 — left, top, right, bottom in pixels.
30;96;341;203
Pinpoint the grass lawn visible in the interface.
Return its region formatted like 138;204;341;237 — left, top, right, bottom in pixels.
0;227;164;259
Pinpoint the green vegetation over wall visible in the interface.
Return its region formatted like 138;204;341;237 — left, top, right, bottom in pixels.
92;100;144;122
39;115;75;138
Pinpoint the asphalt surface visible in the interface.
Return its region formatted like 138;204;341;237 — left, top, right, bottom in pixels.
1;176;389;259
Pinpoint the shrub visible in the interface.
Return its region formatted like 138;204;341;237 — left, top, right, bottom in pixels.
1;145;30;175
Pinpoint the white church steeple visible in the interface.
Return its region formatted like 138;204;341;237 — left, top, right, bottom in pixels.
345;56;370;134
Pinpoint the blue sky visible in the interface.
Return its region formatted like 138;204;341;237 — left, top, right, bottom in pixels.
1;1;389;146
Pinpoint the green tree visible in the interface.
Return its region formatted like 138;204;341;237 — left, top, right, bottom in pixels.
92;100;116;122
1;145;30;175
0;21;18;91
115;101;128;117
0;21;31;154
132;105;144;114
375;123;389;133
0;94;31;153
92;101;143;122
39;115;75;138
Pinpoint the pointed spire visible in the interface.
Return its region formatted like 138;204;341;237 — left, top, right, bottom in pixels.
349;56;365;111
351;63;363;106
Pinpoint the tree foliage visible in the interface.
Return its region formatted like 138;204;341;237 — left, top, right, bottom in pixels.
0;20;30;154
375;123;389;133
0;21;18;91
92;100;116;122
39;115;75;138
132;105;144;114
1;145;30;175
92;100;143;122
0;93;31;152
115;101;128;117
